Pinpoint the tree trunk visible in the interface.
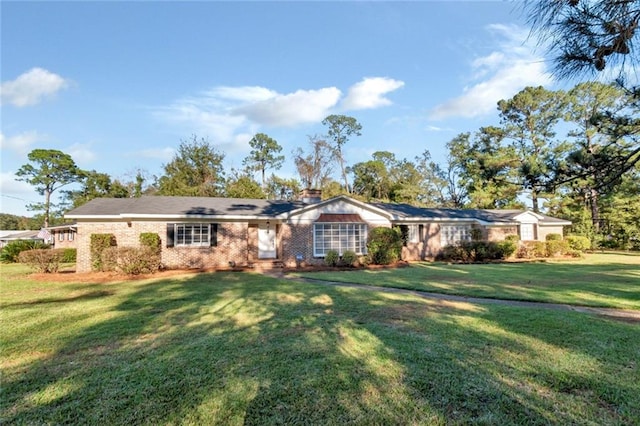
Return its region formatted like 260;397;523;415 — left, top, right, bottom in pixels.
531;191;539;213
44;189;51;228
589;187;600;232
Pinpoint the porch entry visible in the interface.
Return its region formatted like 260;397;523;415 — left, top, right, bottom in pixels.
258;222;277;259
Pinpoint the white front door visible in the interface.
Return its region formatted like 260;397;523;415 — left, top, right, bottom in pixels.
258;223;277;259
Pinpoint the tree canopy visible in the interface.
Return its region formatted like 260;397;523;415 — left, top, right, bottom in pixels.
157;135;226;197
15;149;84;227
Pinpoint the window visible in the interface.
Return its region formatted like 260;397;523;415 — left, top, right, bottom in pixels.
313;223;367;257
58;231;65;241
520;223;535;241
68;231;75;241
166;223;217;247
399;224;421;246
440;225;472;247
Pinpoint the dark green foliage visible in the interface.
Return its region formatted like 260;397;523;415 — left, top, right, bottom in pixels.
367;227;402;265
139;233;161;255
18;249;62;273
545;233;562;241
470;228;483;241
436;240;516;262
60;248;77;263
90;234;117;271
566;235;591;252
324;250;339;267
0;240;50;263
341;250;358;267
505;234;520;242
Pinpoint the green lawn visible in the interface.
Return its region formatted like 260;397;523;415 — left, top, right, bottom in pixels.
296;252;640;310
1;258;639;425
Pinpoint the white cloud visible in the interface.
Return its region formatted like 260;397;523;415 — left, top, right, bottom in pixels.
341;77;405;110
156;78;401;145
429;24;553;120
134;147;176;161
0;172;34;194
66;143;96;165
0;131;45;155
237;87;342;127
0;68;69;107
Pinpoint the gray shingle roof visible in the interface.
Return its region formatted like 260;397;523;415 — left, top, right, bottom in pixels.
65;196;571;225
65;196;305;218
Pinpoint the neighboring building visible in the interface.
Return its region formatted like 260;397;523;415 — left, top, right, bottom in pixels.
46;223;78;249
0;230;45;248
64;193;571;273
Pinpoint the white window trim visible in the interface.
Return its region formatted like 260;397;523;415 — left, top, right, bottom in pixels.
313;222;367;257
440;224;472;247
175;223;211;247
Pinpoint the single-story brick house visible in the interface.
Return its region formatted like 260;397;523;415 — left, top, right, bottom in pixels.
64;191;571;272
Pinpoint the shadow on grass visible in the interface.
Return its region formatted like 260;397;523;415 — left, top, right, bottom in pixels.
2;272;638;424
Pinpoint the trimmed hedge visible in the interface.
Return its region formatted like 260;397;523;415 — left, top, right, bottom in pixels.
437;240;517;263
90;234;117;271
18;249;63;273
101;246;162;275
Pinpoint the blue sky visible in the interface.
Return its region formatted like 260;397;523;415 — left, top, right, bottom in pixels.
1;1;560;217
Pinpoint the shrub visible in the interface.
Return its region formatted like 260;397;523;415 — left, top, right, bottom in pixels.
437;240;516;263
101;246;162;275
91;234;117;271
140;232;161;255
1;240;50;263
324;250;339;267
367;227;402;265
546;239;569;257
18;249;62;273
566;235;591;252
516;241;547;259
505;234;520;242
545;233;562;241
60;248;77;263
497;240;518;259
341;250;358;267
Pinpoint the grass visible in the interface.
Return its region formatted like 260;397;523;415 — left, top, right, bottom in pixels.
1;256;639;425
295;252;640;310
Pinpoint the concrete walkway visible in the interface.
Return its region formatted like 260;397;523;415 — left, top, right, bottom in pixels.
268;272;640;323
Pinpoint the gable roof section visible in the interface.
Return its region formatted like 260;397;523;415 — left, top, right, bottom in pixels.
65;196;305;219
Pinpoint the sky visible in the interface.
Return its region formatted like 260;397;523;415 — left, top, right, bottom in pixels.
1;0;564;218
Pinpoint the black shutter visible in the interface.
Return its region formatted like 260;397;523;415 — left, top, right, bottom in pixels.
166;223;175;247
210;223;218;247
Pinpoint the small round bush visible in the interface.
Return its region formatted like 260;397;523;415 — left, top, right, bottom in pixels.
324;250;339;267
341;250;358;267
545;233;562;241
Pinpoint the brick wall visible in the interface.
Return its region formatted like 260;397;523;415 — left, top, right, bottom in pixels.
486;226;518;242
75;220;250;272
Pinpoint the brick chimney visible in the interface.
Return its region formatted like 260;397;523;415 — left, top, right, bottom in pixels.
299;188;322;204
